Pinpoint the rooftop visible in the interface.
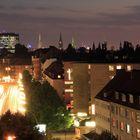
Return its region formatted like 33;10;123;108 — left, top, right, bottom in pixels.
95;69;140;110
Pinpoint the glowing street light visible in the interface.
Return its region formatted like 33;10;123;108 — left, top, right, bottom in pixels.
7;135;16;140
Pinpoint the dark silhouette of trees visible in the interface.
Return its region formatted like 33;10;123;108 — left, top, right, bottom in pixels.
15;43;29;57
22;70;73;131
0;111;44;140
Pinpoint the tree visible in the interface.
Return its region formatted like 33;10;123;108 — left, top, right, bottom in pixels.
22;72;73;130
15;43;29;57
0;111;44;140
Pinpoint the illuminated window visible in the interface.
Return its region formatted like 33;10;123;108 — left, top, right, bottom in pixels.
129;94;133;103
112;118;116;127
122;94;126;102
137;129;140;138
120;122;124;130
127;65;132;71
109;76;114;79
77;112;87;117
64;81;73;84
91;104;95;115
70;93;73;97
88;64;91;69
65;89;73;92
109;65;114;71
57;75;61;78
71;100;74;105
136;113;140;123
116;65;122;70
131;111;135;121
104;92;107;97
126;124;130;133
67;68;72;80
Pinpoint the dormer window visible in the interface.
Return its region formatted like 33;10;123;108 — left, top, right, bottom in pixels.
127;65;132;71
122;94;126;102
109;65;114;71
104;92;107;97
129;94;134;103
115;91;119;100
116;65;122;70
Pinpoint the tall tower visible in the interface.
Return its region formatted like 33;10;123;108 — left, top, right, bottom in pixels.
58;32;63;50
38;33;43;49
71;37;76;48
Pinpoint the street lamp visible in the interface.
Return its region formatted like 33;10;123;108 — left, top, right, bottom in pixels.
7;135;16;140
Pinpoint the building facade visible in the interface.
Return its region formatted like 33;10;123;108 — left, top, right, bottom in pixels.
95;70;140;140
0;32;19;53
63;61;140;119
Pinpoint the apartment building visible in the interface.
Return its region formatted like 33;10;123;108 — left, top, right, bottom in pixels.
95;69;140;140
43;59;64;99
63;61;140;118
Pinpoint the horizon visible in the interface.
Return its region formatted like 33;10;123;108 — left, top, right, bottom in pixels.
1;0;140;49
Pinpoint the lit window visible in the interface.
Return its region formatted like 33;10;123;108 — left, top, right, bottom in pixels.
67;68;72;80
109;76;114;79
137;129;140;138
116;65;122;70
131;111;135;121
126;124;130;133
112;118;116;127
77;112;87;117
88;64;91;69
71;100;74;105
70;93;73;97
104;92;107;97
127;65;132;71
65;89;73;92
109;65;114;71
120;122;124;130
122;94;126;102
57;75;61;78
115;91;119;100
91;104;95;115
64;81;73;84
129;94;133;103
136;113;140;123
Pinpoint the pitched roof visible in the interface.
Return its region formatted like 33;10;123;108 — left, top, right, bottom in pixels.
43;60;64;79
95;69;140;110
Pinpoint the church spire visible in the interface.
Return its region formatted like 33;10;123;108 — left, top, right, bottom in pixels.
38;33;43;49
58;32;63;50
71;37;76;48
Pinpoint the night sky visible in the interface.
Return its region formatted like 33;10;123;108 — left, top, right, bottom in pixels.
1;0;140;49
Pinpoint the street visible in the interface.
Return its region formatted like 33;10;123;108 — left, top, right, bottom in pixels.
0;82;25;116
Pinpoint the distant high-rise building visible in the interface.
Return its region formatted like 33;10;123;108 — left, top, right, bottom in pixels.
58;33;63;50
0;32;19;53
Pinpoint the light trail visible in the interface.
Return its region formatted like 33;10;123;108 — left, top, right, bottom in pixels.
0;82;26;116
